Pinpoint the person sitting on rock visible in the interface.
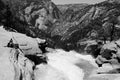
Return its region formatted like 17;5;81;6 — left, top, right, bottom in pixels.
7;38;19;49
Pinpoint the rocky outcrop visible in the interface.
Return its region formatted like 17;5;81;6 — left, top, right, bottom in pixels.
0;47;35;80
0;27;48;80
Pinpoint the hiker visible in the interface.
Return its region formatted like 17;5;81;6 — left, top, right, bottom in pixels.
7;38;19;49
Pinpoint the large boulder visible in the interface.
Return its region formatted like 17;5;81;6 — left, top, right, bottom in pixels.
0;47;34;80
95;40;120;67
0;27;49;80
0;27;43;55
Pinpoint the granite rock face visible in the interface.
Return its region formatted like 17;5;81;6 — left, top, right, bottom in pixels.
0;47;35;80
50;1;120;51
0;0;62;37
0;27;47;80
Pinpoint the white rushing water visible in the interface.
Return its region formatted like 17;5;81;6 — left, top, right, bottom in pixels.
37;49;97;80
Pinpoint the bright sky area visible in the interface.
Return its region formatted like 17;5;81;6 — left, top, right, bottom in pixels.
51;0;106;4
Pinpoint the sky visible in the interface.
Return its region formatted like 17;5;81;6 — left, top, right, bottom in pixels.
51;0;106;4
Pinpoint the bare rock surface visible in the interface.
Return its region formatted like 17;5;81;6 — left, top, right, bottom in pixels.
0;47;15;80
0;27;42;55
0;47;34;80
0;27;42;80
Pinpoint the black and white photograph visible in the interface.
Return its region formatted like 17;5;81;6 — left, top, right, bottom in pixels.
0;0;120;80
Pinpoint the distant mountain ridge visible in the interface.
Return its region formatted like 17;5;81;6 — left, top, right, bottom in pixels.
57;3;88;14
50;0;120;51
1;0;120;51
